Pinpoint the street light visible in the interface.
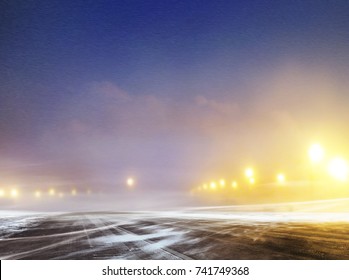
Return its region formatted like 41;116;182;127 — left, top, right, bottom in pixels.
277;173;285;184
328;157;348;181
245;168;254;178
232;181;238;189
210;181;217;190
308;143;324;163
10;189;18;198
127;177;135;188
34;191;42;198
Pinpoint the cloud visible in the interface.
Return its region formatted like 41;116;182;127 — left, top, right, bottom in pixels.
195;95;240;115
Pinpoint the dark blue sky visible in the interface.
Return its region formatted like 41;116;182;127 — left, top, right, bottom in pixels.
2;1;348;94
1;0;349;201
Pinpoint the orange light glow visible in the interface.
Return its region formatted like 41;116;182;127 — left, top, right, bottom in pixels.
245;168;254;178
328;157;349;181
10;189;18;198
34;191;42;198
210;181;217;190
232;181;238;188
308;143;324;163
126;177;135;188
277;173;285;183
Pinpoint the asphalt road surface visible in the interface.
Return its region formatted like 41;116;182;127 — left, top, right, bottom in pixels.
1;207;349;260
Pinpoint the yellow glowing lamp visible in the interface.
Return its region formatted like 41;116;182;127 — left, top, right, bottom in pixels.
210;181;217;190
277;173;285;183
10;189;18;198
245;168;254;178
328;157;349;181
249;178;255;184
49;188;55;196
34;191;41;198
232;181;238;188
0;189;5;197
219;179;225;187
126;177;135;188
308;143;324;163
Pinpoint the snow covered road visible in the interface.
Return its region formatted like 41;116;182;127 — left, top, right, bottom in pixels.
1;205;349;259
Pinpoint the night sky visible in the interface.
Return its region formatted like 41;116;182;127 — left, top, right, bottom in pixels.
1;1;349;209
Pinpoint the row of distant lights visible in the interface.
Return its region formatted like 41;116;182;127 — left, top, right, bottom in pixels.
0;188;80;199
34;188;80;198
194;143;349;193
195;168;285;193
0;177;136;200
0;188;19;198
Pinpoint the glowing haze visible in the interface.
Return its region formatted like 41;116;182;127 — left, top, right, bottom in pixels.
1;1;349;210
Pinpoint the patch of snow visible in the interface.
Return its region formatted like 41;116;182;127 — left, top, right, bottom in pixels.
0;211;49;239
92;227;183;245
